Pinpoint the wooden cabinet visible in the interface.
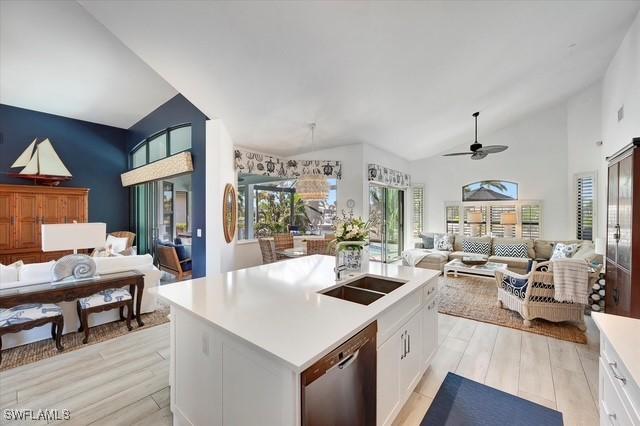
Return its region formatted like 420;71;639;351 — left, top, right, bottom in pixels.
0;185;89;264
605;137;640;319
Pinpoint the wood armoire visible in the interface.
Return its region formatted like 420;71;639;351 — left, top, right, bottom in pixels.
0;184;89;265
606;137;640;318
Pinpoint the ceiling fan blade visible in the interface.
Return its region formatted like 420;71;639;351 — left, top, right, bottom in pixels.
471;152;488;160
442;152;473;157
477;145;508;154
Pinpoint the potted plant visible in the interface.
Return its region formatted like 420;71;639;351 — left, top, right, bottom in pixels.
334;210;374;271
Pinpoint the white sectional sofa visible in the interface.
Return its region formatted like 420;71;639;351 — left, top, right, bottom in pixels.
0;254;161;349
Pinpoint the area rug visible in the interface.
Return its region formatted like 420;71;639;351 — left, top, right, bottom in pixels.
437;275;587;344
0;304;170;372
421;372;563;425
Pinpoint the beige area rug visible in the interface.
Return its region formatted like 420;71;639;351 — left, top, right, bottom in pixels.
437;275;587;344
0;304;170;372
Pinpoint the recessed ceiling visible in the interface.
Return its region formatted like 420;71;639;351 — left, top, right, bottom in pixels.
0;0;177;129
81;1;639;157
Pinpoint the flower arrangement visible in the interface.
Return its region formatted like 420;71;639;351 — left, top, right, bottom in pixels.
333;210;372;243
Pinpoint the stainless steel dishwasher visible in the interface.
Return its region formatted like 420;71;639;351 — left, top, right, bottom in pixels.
301;321;377;426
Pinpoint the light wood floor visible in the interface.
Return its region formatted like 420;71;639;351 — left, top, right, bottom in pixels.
0;314;599;425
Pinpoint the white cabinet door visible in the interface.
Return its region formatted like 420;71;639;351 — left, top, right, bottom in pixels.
377;328;402;426
399;312;423;397
422;298;438;368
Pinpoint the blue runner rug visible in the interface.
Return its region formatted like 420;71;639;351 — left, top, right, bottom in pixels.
421;373;563;425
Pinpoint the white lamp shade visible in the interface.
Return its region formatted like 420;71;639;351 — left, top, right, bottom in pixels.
467;211;483;224
500;212;517;225
41;223;106;252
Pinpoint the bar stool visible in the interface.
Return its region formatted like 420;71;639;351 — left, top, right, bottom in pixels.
0;303;64;365
77;288;133;344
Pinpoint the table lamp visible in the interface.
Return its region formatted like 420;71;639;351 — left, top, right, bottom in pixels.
500;212;517;238
41;222;106;281
467;211;484;237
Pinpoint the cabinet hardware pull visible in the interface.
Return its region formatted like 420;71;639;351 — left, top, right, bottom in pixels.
401;333;405;360
407;333;410;354
608;361;627;384
10;216;15;225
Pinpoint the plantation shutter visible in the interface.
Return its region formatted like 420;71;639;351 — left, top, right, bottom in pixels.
412;186;424;238
445;206;460;234
576;174;594;240
521;205;541;239
463;206;487;236
489;205;516;237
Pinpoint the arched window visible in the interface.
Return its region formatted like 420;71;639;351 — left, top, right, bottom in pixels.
130;124;192;169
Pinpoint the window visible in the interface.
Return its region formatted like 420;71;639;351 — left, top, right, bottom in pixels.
489;205;516;238
576;173;595;240
463;206;487;236
445;201;542;238
521;205;541;239
446;206;460;234
412;185;424;238
129;124;192;169
237;175;337;240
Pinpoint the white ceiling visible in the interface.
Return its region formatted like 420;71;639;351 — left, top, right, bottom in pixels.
0;0;177;129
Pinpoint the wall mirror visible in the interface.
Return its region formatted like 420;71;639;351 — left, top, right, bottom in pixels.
223;183;237;243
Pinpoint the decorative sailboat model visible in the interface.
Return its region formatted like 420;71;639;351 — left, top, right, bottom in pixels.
9;138;72;185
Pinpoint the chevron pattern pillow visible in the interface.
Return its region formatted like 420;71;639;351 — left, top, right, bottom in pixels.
494;243;529;258
462;239;491;256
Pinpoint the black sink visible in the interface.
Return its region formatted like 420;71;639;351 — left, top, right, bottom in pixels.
321;285;384;306
345;276;407;294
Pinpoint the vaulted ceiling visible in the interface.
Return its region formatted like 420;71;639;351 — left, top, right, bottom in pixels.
0;0;177;129
4;1;639;157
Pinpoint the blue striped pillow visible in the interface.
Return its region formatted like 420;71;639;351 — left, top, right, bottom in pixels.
494;243;528;258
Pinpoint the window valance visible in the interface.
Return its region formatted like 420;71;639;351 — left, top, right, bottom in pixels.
368;164;411;188
234;148;341;179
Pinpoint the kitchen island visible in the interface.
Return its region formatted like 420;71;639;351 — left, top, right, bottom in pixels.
157;255;439;426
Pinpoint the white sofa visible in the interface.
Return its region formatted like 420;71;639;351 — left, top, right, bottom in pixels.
0;254;161;349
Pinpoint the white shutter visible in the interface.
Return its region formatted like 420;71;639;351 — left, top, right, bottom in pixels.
576;173;595;240
412;186;424;238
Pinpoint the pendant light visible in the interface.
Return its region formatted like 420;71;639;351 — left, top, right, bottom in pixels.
296;123;329;201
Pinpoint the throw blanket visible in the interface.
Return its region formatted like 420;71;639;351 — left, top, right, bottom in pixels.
402;249;436;266
552;258;589;304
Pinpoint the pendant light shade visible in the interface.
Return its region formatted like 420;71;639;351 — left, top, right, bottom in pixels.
296;174;329;201
295;122;329;201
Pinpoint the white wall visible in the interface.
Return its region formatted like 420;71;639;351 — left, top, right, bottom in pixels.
410;104;571;239
566;82;605;241
602;10;640;158
206;119;236;274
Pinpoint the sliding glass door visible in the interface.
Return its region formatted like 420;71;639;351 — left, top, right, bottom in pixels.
369;185;404;263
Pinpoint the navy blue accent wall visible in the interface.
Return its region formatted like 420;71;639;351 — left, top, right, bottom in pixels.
0;104;129;232
127;94;208;278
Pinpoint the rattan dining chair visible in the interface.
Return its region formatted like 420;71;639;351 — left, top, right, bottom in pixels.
306;239;330;255
273;233;294;260
258;238;278;264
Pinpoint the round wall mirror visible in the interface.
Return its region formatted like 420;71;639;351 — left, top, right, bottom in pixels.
223;183;237;243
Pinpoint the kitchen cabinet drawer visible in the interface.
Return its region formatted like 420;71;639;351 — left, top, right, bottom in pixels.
423;278;437;301
377;289;422;346
600;358;637;426
602;336;640;419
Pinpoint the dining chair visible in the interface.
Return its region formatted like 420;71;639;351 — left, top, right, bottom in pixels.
306;239;330;255
273;233;294;260
258;238;278;264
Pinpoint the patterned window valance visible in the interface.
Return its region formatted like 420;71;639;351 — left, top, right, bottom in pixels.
234;148;342;179
368;164;411;188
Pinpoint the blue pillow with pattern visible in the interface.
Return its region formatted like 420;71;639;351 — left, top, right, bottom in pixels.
462;239;490;255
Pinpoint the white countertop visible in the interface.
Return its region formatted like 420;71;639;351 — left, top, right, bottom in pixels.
156;255;438;371
592;312;640;386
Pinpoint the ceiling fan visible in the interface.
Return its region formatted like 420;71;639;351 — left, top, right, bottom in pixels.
443;112;508;160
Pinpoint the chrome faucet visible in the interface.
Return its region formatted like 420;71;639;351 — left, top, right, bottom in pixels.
334;241;350;281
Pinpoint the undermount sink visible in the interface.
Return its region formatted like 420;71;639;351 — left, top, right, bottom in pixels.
320;276;408;306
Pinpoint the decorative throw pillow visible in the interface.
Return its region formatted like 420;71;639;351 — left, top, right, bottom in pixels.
494;243;529;258
434;234;453;251
551;243;579;260
420;233;435;249
0;260;23;283
105;235;128;254
462;239;491;256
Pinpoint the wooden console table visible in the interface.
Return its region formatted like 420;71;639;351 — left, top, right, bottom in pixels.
0;271;145;327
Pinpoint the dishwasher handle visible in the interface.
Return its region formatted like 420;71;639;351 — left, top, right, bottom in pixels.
329;350;359;371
